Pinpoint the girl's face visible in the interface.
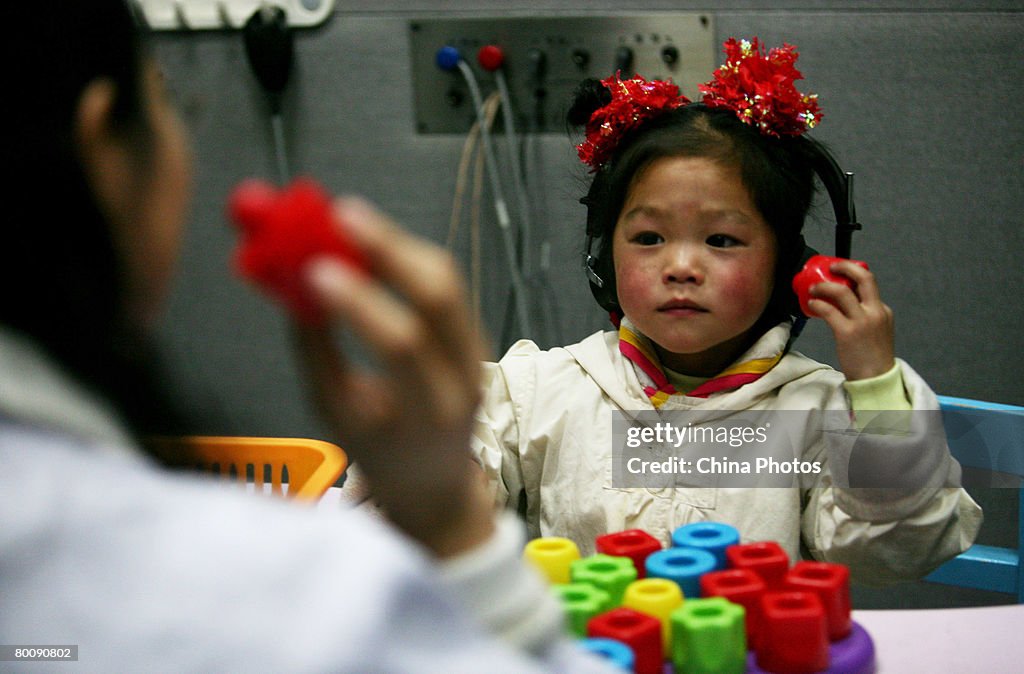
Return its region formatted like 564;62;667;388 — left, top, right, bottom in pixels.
612;155;777;376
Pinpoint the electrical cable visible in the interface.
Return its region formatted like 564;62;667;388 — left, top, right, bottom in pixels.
447;92;501;332
436;47;533;339
478;46;535;279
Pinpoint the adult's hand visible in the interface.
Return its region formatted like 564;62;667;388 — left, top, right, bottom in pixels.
293;197;493;557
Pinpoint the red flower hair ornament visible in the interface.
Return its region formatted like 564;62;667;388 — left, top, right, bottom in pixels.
576;38;822;170
576;74;691;171
699;37;822;137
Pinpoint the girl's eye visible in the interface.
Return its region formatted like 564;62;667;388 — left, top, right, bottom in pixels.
707;234;741;248
632;232;664;246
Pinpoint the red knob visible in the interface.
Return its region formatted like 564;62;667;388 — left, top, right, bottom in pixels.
477;44;504;71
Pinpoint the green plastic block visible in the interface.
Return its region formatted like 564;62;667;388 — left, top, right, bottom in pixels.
570;554;638;606
670;596;747;674
551;582;612;637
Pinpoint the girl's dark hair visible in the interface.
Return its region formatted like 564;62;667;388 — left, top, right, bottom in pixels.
569;77;818;330
5;2;193;460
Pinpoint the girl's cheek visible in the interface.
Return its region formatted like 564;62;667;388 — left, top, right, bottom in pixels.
614;257;654;308
722;266;774;314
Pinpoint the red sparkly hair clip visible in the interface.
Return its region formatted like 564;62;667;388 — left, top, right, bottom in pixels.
576;38;822;170
699;37;822;137
576;73;691;171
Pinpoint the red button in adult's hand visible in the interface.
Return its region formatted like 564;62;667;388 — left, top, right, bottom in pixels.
227;177;370;326
792;254;869;317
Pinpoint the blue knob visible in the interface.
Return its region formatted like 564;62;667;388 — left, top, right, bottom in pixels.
435;45;462;71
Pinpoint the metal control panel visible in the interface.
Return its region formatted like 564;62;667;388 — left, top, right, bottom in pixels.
409;15;717;134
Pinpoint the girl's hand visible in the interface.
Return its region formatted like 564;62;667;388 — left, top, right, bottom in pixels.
806;260;895;381
292;196;493;557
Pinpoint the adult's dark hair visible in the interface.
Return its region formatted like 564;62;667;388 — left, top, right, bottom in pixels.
4;2;193;459
568;78;819;331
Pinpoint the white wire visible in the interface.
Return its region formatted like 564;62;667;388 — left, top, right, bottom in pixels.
494;69;533;278
456;59;533;339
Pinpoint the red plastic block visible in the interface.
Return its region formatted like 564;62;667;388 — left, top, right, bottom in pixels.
595;529;662;580
725;541;790;589
756;591;829;674
700;568;766;649
228;177;370;326
587;607;662;674
785;561;852;641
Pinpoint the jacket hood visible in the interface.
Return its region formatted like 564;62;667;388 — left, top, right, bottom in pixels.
565;323;834;420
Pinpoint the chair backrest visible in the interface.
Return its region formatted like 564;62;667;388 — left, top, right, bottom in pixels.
179;436;347;501
925;396;1024;602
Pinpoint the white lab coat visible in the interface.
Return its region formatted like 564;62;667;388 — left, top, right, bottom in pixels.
0;327;615;673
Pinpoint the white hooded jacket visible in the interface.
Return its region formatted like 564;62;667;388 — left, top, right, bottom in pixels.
473;323;982;585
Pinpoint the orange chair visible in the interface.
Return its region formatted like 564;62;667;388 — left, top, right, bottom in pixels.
176;436;347;501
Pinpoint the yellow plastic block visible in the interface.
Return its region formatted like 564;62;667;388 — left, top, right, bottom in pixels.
623;577;684;657
524;537;581;584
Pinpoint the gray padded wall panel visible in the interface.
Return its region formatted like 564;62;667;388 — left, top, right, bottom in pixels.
152;5;1023;440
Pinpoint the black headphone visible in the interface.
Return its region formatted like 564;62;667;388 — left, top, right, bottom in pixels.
581;137;861;321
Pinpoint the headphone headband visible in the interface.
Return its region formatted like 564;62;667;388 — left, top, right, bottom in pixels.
805;137;862;258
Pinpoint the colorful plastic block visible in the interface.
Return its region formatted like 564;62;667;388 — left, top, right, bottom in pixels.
756;591;829;674
725;541;790;589
622;578;683;657
670;596;747;674
587;608;662;674
645;547;717;599
571;554;638;606
596;529;663;579
700;568;767;650
524;536;581;584
530;526;875;674
578;637;634;671
671;522;740;570
785;561;852;641
552;582;612;638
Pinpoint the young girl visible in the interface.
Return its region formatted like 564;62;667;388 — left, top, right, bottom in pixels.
473;39;981;585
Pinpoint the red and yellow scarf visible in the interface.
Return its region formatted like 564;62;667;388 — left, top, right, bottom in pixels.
618;319;783;408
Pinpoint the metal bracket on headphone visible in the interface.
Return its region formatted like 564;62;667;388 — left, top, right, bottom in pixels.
583;234;605;288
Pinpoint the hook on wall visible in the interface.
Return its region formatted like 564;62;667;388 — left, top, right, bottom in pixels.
133;0;335;31
173;0;192;30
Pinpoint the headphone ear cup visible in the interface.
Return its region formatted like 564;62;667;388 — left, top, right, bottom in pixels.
587;245;621;313
787;242;819;318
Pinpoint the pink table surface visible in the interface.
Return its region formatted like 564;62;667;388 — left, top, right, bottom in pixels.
854;604;1024;672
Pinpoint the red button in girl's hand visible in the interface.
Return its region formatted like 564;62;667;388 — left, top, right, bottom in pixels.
228;178;370;326
792;254;869;317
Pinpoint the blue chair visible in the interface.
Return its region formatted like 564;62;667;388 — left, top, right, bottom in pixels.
925;396;1024;602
